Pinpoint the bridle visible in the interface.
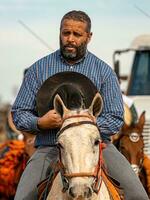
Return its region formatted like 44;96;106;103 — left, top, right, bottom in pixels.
57;114;97;137
56;114;105;194
119;132;144;175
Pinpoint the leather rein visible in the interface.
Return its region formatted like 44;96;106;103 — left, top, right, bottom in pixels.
56;114;105;193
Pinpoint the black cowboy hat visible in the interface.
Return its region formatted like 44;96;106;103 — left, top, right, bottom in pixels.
36;71;99;116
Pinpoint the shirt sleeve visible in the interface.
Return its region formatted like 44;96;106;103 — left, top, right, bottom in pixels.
97;71;124;140
11;66;40;133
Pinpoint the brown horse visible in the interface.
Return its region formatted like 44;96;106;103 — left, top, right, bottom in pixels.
113;111;150;197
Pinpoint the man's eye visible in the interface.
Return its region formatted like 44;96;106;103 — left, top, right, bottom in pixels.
74;32;82;37
62;31;70;36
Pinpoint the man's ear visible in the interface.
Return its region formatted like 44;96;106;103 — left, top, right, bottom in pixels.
87;32;92;43
53;94;69;117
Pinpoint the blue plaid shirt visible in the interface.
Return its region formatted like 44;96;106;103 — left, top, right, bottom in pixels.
12;50;124;147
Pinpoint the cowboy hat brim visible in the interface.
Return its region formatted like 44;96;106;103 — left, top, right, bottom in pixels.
36;71;99;116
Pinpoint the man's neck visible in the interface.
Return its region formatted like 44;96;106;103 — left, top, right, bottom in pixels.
63;59;78;65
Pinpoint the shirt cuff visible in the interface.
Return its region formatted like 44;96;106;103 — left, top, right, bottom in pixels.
31;116;41;132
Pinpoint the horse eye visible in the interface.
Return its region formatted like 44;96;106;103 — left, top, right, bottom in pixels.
57;142;64;149
120;146;125;150
94;139;100;146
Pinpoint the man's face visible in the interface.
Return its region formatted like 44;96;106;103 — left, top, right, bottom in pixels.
60;19;92;62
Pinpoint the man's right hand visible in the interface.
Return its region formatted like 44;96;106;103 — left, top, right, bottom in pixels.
37;109;62;130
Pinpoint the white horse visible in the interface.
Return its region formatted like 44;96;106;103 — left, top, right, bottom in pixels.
46;93;123;200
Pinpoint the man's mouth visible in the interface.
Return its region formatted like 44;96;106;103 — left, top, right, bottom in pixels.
65;47;76;51
65;45;76;51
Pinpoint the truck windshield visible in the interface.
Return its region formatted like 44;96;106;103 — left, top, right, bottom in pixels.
127;51;150;95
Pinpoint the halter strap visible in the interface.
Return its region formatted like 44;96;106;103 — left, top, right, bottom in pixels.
62;114;95;124
119;133;144;173
57;114;98;137
63;143;104;179
57;121;99;137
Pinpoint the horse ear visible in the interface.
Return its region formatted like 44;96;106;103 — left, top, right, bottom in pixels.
121;122;130;131
137;111;145;131
53;94;68;117
88;93;103;117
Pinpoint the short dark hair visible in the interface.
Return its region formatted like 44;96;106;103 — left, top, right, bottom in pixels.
60;10;91;33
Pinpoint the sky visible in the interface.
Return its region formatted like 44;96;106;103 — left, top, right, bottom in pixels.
0;0;150;103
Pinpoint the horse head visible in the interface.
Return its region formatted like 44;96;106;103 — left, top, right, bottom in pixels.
54;92;103;199
118;111;145;175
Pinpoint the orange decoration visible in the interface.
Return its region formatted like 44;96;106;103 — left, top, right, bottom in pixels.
0;140;27;197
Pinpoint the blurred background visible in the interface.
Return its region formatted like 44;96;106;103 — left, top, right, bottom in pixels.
0;1;150;199
0;0;150;104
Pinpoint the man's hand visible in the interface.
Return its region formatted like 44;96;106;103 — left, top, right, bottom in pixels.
37;109;62;130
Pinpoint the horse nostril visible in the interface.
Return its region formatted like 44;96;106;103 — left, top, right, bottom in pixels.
69;187;76;198
84;186;92;198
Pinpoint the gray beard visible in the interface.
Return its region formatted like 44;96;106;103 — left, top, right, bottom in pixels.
62;51;77;59
60;38;87;61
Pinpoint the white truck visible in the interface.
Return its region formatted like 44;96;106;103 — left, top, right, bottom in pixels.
113;35;150;157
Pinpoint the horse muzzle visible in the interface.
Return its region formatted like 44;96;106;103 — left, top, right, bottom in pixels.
68;185;93;199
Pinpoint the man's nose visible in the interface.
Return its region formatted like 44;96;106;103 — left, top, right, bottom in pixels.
67;34;75;42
